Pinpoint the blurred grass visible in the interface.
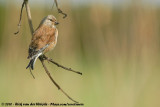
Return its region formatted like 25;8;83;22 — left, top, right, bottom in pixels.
0;2;160;107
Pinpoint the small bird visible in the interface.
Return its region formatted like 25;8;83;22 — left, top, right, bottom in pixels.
26;15;59;70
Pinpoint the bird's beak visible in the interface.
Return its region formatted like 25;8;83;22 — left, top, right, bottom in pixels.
55;21;59;25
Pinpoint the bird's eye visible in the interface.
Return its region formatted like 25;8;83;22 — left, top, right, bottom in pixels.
49;19;53;22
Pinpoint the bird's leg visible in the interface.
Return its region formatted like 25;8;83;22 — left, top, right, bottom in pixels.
43;55;50;63
39;55;50;63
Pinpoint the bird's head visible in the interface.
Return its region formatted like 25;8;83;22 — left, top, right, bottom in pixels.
41;15;59;27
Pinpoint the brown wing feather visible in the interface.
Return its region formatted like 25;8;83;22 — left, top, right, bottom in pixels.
28;25;57;58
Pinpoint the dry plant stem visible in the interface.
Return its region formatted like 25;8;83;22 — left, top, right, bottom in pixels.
53;0;67;18
29;67;35;79
58;9;67;18
24;0;34;35
39;57;78;103
43;55;82;75
14;1;25;35
24;0;35;78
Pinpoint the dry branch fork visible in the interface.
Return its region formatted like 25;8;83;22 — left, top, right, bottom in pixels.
15;0;81;103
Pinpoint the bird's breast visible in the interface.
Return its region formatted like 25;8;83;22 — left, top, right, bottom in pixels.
43;28;58;53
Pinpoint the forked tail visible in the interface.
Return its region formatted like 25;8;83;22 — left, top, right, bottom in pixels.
26;53;42;70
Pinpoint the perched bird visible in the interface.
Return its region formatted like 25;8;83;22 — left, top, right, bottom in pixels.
26;15;59;70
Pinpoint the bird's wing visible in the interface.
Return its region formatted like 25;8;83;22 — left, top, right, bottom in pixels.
28;25;57;59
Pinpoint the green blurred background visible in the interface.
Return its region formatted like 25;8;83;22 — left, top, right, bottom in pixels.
0;0;160;107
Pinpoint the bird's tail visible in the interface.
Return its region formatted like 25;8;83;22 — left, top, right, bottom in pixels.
26;53;42;70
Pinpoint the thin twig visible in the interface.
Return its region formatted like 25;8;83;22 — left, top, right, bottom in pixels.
23;0;35;78
29;67;35;79
58;8;67;18
14;1;25;35
39;56;78;103
53;0;67;18
42;55;82;75
24;0;34;35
